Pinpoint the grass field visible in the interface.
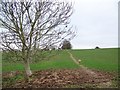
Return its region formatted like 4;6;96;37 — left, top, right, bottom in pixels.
2;50;79;72
70;48;118;72
2;48;118;72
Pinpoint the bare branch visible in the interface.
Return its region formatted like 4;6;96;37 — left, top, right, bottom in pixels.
0;0;75;77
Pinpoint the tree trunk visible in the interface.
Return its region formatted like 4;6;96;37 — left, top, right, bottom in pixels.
24;59;32;81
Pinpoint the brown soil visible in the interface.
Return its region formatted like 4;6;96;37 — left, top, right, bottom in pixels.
2;69;115;88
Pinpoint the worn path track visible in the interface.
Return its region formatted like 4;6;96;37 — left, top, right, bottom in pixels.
67;50;98;77
67;50;112;87
2;50;114;88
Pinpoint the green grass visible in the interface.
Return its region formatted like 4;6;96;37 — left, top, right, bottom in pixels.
2;48;118;72
2;50;80;72
2;48;118;88
70;48;118;72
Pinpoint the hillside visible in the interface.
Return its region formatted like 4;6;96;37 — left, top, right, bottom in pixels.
2;48;118;72
70;48;118;72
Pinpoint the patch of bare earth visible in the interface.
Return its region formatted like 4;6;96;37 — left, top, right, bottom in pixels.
2;69;115;88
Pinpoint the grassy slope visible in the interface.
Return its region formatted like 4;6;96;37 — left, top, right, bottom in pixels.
2;50;80;72
2;48;118;72
70;48;118;72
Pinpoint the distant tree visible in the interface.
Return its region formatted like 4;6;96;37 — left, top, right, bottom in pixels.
95;46;100;49
61;40;72;49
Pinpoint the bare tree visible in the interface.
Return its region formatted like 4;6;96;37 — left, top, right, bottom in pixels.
0;0;75;80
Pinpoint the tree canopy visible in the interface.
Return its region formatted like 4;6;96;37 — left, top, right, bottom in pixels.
62;39;72;49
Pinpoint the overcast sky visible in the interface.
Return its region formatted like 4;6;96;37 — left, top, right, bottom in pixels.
0;0;119;49
67;0;119;49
